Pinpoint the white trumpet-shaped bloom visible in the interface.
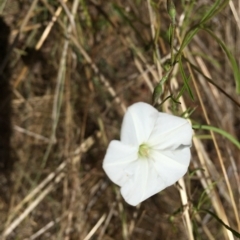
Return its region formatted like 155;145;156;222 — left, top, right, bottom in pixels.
103;102;193;206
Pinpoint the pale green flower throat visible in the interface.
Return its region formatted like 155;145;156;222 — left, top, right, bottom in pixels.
138;143;151;158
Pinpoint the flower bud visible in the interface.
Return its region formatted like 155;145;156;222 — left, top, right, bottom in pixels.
167;0;176;24
152;83;163;106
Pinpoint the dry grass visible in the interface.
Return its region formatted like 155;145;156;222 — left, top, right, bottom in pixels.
0;0;239;239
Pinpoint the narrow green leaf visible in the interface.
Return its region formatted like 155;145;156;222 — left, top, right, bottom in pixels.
179;59;194;100
203;28;240;93
200;0;221;23
177;28;199;59
176;0;229;61
189;168;205;178
200;0;229;25
201;209;240;238
184;58;240;107
192;124;240;149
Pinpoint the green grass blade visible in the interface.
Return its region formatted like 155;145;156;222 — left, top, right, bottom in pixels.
184;58;240;107
201;209;240;238
179;58;194;100
192;124;240;149
177;0;230;60
202;28;240;93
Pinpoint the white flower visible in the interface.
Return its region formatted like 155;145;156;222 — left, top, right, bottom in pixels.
103;102;193;206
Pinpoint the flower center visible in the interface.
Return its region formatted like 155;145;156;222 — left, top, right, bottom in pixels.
138;144;151;158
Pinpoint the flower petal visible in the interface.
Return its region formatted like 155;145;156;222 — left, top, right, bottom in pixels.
120;157;168;206
160;147;191;167
149;113;192;150
120;102;158;145
103;140;139;186
120;159;148;206
150;148;190;187
121;147;191;206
